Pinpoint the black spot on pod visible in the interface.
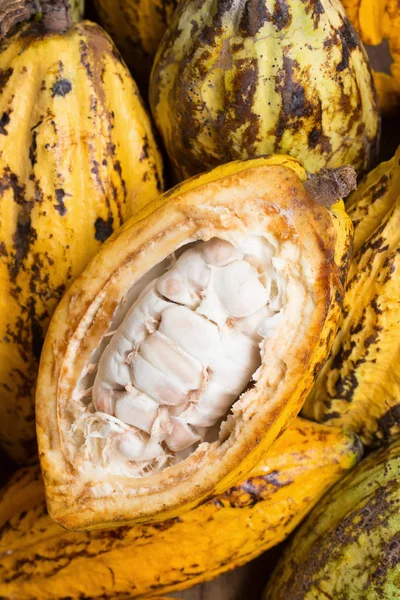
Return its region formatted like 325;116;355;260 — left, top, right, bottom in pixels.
94;216;114;242
336;18;359;72
0;111;10;135
0;67;13;91
11;209;37;280
51;79;72;97
54;189;67;216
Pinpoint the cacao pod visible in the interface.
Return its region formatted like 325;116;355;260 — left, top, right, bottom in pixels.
0;8;163;463
150;0;380;181
265;434;400;600
93;0;178;91
0;419;361;599
36;154;354;529
302;146;400;446
342;0;400;115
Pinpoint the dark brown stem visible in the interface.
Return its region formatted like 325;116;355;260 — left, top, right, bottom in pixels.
0;0;37;38
41;0;71;32
304;166;357;208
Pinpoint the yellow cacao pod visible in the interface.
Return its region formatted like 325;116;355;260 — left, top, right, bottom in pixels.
93;0;178;91
303;146;400;446
342;0;400;115
0;12;163;464
36;154;354;529
150;0;380;181
0;419;361;599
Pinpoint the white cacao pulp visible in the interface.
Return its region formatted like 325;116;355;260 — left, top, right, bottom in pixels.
73;235;286;475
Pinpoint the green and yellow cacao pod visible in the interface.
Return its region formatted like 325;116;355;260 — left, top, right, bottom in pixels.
36;154;354;529
342;0;400;115
0;419;361;600
94;0;178;91
265;433;400;600
150;0;380;181
303;146;400;446
0;14;163;464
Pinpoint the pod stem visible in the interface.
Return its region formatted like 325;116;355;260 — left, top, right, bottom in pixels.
304;166;357;207
41;0;71;32
0;0;37;38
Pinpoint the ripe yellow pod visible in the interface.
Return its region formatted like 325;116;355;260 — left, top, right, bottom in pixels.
303;146;400;446
36;154;354;529
0;4;163;463
342;0;400;114
150;0;380;181
0;419;361;600
93;0;178;91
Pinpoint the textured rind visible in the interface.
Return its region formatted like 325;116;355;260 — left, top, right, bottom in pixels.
265;435;400;600
303;146;400;446
0;20;163;463
342;0;400;115
36;154;353;529
0;419;360;599
150;0;380;181
94;0;178;91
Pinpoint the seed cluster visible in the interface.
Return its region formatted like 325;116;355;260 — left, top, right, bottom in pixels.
91;236;282;467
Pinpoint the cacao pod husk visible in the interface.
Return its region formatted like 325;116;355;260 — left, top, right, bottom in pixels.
93;0;178;92
265;433;400;600
0;11;163;463
150;0;380;181
342;0;400;115
302;145;400;446
35;154;354;529
0;419;361;599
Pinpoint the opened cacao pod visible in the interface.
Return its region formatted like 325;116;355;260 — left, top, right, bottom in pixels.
36;155;354;529
0;419;361;599
94;0;178;91
342;0;400;115
0;5;163;463
303;146;400;446
265;434;400;600
150;0;380;181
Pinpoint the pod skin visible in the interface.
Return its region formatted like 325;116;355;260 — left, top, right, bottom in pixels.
36;155;353;529
0;17;163;463
93;0;178;91
342;0;400;115
265;433;400;600
150;0;380;181
0;419;361;600
303;146;400;446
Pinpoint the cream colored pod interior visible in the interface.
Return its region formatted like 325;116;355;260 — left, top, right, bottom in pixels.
36;156;354;530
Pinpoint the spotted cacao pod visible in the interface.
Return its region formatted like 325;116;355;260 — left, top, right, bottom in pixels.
150;0;380;181
93;0;178;91
303;146;400;446
0;3;163;463
342;0;400;115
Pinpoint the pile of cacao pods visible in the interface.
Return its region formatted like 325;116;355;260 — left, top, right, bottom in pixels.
0;0;399;598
